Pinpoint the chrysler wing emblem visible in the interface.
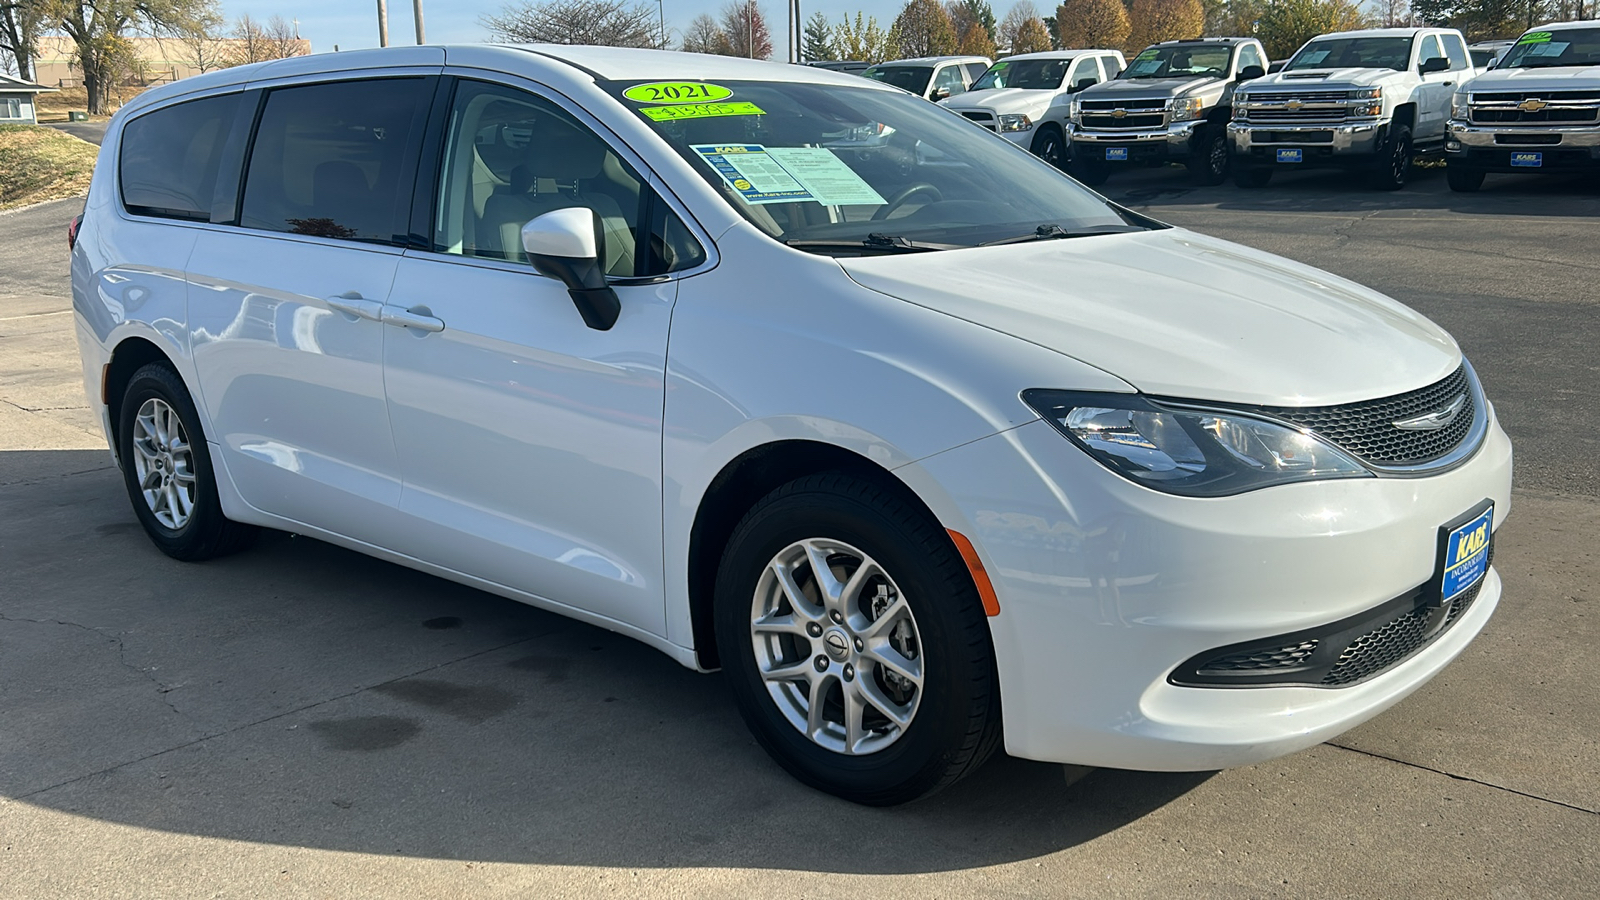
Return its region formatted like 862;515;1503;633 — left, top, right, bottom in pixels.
1393;394;1467;431
1519;97;1548;113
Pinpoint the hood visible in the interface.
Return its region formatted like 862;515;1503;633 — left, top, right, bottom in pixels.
943;87;1058;116
1465;64;1600;92
1252;67;1398;89
1081;76;1220;99
837;229;1459;406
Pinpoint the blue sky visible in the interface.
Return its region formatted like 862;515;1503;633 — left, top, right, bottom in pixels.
217;0;969;54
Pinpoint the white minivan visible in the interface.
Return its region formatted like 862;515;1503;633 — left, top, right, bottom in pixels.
73;46;1511;806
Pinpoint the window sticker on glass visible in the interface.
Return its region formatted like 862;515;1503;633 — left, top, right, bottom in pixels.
624;82;734;103
1134;49;1159;60
694;144;814;205
1126;59;1163;75
1521;41;1569;58
641;101;766;122
1298;49;1331;65
764;148;887;206
1517;31;1552;44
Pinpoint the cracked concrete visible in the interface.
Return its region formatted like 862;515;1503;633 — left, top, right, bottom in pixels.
1;164;1597;898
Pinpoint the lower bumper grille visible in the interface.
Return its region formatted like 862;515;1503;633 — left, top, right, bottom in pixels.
1171;541;1493;688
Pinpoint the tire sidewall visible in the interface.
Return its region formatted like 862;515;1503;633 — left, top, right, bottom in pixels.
1032;125;1065;169
117;365;227;558
715;480;992;802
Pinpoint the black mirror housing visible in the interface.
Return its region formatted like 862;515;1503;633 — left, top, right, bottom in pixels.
1420;56;1450;74
1238;65;1265;81
527;252;622;331
1073;77;1097;92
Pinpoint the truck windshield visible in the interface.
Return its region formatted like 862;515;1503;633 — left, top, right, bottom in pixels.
1498;28;1600;69
1286;37;1414;72
970;58;1072;91
861;65;933;96
1120;44;1231;79
607;79;1146;252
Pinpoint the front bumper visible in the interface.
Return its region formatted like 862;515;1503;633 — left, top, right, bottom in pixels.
1069;121;1200;162
1446;120;1600;172
902;406;1513;771
1228;121;1385;166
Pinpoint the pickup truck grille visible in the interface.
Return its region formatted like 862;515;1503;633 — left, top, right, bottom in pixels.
1080;113;1165;128
1077;98;1167;130
1469;91;1600;125
1238;91;1353;124
959;110;997;130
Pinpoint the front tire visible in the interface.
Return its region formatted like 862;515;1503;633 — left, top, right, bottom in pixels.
714;472;1001;806
1371;124;1413;191
1446;162;1485;192
1031;124;1067;170
1186;128;1231;185
117;363;257;561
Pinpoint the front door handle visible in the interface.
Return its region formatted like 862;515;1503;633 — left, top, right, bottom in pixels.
325;293;383;321
381;306;446;333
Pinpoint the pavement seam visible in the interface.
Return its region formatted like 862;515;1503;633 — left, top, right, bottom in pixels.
6;624;570;803
0;613;196;729
0;310;72;322
1325;740;1599;816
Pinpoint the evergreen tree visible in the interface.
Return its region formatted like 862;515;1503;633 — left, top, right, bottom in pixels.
802;10;837;60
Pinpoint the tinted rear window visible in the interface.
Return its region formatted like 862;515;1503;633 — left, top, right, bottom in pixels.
239;78;431;244
120;93;241;221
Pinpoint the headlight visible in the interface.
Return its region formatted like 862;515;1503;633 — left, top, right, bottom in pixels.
1023;390;1370;497
1452;91;1470;119
998;113;1033;132
1348;87;1383;118
1169;97;1203;122
1347;87;1382;100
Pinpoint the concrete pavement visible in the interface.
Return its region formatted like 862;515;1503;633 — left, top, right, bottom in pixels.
1;172;1596;898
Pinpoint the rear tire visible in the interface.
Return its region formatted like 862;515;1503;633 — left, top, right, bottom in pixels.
1031;124;1067;170
714;472;1002;806
1446;163;1485;192
1371;124;1413;191
1186;128;1231;186
1233;164;1273;188
117;363;257;561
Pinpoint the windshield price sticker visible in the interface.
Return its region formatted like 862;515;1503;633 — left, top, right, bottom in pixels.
1134;49;1159;60
1298;49;1331;65
624;82;734;104
642;102;765;122
693;144;887;207
1521;41;1569;58
1517;31;1552;44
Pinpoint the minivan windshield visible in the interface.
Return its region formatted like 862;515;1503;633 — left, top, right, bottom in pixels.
1497;28;1600;69
861;65;934;96
970;58;1072;91
608;79;1150;252
1120;44;1232;78
1285;37;1414;72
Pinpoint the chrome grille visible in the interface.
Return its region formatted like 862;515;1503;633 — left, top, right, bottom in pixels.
1238;91;1355;124
1080;98;1165;111
1080;113;1165;128
1470;91;1600;125
1250;365;1476;467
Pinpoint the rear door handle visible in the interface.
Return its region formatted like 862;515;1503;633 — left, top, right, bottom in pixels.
325;293;383;321
381;306;446;333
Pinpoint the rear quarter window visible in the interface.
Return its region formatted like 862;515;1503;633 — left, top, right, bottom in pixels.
119;93;242;221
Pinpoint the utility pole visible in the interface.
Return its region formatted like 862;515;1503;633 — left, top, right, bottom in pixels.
413;0;426;44
376;0;389;47
658;0;666;49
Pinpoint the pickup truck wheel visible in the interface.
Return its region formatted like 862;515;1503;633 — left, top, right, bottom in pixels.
1233;165;1272;188
1186;129;1230;185
1371;124;1413;191
1071;161;1110;186
1446;163;1485;192
1030;125;1067;170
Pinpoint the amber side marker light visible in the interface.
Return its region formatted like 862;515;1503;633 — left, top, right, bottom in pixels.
947;529;1001;617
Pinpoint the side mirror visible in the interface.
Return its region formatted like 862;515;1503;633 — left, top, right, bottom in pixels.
930;87;951;102
1420;56;1450;74
1073;77;1097;92
1238;64;1265;81
521;207;620;331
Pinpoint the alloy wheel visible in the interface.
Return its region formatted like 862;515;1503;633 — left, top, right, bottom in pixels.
130;397;196;530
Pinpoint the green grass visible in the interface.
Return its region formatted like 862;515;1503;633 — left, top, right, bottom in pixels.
0;124;99;211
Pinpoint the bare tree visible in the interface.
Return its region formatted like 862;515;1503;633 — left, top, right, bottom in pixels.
172;2;228;74
39;0;214;114
482;0;668;48
681;12;733;54
229;13;270;65
1;0;45;81
263;14;304;59
721;0;772;59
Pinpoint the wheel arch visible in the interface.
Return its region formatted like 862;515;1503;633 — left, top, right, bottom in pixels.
104;336;181;461
1391;102;1417;130
686;439;945;670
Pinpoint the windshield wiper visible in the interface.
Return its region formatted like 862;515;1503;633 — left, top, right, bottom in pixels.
782;233;964;254
979;223;1146;246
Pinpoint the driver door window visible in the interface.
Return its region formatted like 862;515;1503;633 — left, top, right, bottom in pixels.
1068;58;1101;91
1442;34;1471;71
1418;35;1444;70
932;65;966;97
1236;44;1265;75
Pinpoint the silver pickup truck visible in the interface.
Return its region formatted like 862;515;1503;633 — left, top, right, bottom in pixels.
1446;21;1600;191
1065;37;1269;186
1228;27;1474;190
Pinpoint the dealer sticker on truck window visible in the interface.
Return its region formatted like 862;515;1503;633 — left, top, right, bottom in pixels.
1441;505;1493;603
1105;147;1128;161
1277;148;1303;163
1510;151;1543;167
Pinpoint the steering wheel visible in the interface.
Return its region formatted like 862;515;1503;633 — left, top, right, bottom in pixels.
872;183;943;221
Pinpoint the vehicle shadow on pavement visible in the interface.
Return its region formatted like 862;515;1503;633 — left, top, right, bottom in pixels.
1;449;1211;873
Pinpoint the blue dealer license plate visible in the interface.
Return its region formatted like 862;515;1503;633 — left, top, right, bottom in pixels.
1105;147;1129;161
1510;151;1542;167
1276;148;1303;163
1440;504;1493;603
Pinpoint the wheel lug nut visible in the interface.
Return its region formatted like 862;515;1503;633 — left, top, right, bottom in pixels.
814;656;828;672
853;638;863;652
829;611;843;624
843;664;854;681
806;622;822;637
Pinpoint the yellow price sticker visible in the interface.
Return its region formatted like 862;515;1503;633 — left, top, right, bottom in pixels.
624;82;734;104
640;102;766;122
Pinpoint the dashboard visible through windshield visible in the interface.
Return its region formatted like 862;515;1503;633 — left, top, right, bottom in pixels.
1287;37;1414;72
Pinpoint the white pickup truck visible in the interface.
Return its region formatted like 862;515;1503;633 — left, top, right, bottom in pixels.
1228;27;1475;189
940;49;1127;169
1446;21;1600;191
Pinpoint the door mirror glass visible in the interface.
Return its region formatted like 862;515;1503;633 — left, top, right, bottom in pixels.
1238;65;1265;81
521;208;621;331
